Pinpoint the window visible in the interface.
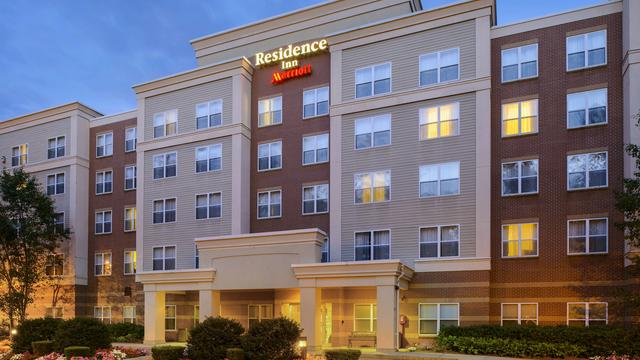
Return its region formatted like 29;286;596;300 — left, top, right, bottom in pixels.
355;230;390;261
45;254;64;276
502;160;538;196
54;212;65;233
123;306;136;324
95;252;112;276
502;44;538;82
420;48;459;86
124;165;137;190
45;307;63;319
419;162;460;197
502;99;538;137
124;207;137;232
153;109;178;138
321;238;329;263
96;170;113;194
248;304;273;329
354;304;376;333
11;144;28;166
195;247;199;269
46;173;65;195
196;144;222;173
258;141;282;171
567;302;607;326
354;170;390;204
567;89;607;128
153;198;176;224
94;306;112;324
95;210;112;234
502;223;538;257
124;250;137;275
96;133;113;157
153;246;176;271
196;100;223;129
165;305;177;331
355;63;391;98
196;192;222;219
153;152;177;179
194;305;200;326
355;114;391;149
419;304;459;336
568;218;607;255
48;136;65;159
567;152;607;190
125;127;137;152
567;30;606;71
257;190;281;219
303;184;328;215
281;303;301;324
258;96;282;127
419;103;459;140
501;303;537;326
419;225;459;258
303;134;329;165
303;87;329;118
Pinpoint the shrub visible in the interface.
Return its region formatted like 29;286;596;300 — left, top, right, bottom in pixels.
106;323;144;342
12;318;63;353
437;335;584;358
151;345;186;360
324;349;362;360
53;318;111;353
226;348;245;360
31;341;55;356
187;317;244;360
64;346;93;358
241;317;301;360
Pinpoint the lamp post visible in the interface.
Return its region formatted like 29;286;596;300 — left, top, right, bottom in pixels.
298;336;308;359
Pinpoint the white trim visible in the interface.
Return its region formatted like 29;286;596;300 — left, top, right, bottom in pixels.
152;151;178;180
256;189;282;219
566;151;608;191
124;206;137;232
418;224;461;259
354;169;391;204
124;164;137;191
195;99;224;130
353;229;391;261
302;86;330;119
501;159;539;197
566;29;608;72
417;303;460;337
194;143;223;174
500;43;539;83
501;98;539;138
302;133;330;166
353;303;377;333
418;47;461;88
94;306;112;324
500;303;539;326
95;132;114;158
46;135;66;160
152;109;179;139
124;126;137;153
354;113;392;151
418;102;460;141
257;96;283;128
165;304;178;331
566;88;608;129
152;197;178;224
194;191;223;220
94;251;113;277
567;217;608;255
301;183;329;215
95;169;114;195
123;249;137;275
152;245;178;271
257;140;283;172
566;302;608;326
501;222;539;258
418;161;461;198
94;209;113;235
354;62;392;99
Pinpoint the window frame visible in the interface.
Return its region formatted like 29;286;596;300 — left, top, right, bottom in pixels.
46;172;65;195
566;88;608;129
501;43;539;83
303;86;330;119
501;222;539;258
418;224;461;259
124;250;137;275
96;132;113;158
195;192;222;220
567;217;608;255
124;165;137;191
501;99;539;137
152;198;177;224
501;303;539;326
152;245;177;271
45;307;63;319
195;144;223;173
501;159;539;196
418;48;460;87
11;144;28;167
566;30;607;72
418;303;460;337
257;189;282;219
94;251;112;276
95;170;113;195
152;152;178;180
419;162;460;198
247;304;274;329
153;109;178;138
165;304;177;331
419;102;460;141
354;114;392;150
353;303;377;333
566;151;608;190
45;253;64;277
47;136;66;159
257;141;283;172
195;99;223;130
354;170;391;204
125;127;137;152
258;96;283;127
95;210;113;235
302;133;329;165
355;62;392;99
353;229;391;261
302;184;329;215
94;306;112;324
124;206;137;232
567;302;608;326
123;305;136;324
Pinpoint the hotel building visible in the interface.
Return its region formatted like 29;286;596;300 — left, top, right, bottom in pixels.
0;0;639;353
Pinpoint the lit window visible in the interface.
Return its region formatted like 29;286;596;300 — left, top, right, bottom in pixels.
95;252;112;276
354;304;376;333
11;144;28;166
419;103;459;140
419;48;459;86
153;109;178;138
165;305;177;331
124;250;137;275
46;173;65;195
281;303;300;324
355;114;391;149
196;192;222;219
96;170;113;195
153;198;176;224
124;165;137;190
196;100;223;129
258;96;282;127
94;306;112;324
48;136;65;159
302;184;328;215
257;190;281;219
354;230;390;261
502;44;538;82
194;305;200;326
45;254;64;276
258;141;282;171
45;307;63;319
125;127;137;152
248;304;273;329
567;152;607;190
419;225;459;258
502;160;538;196
153;152;177;179
419;162;460;197
354;170;390;204
96;133;113;157
124;207;137;232
501;303;538;326
153;246;176;271
502;99;538;137
95;210;112;234
567;302;607;326
355;63;391;98
568;218;607;255
303;87;329;118
567;89;607;128
419;304;459;336
196;144;222;173
123;306;136;324
567;30;606;71
302;134;329;165
502;223;538;257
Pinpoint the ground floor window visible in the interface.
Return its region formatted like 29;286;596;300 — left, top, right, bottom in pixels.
194;305;200;326
567;302;607;327
418;303;459;336
45;307;63;319
354;304;376;333
248;304;273;329
281;303;300;324
165;305;177;331
501;303;537;326
94;306;111;324
123;306;136;324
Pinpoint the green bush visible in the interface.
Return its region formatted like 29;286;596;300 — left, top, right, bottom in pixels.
31;340;55;355
53;318;111;352
226;348;245;360
12;317;63;353
64;346;93;358
241;317;302;360
151;345;186;360
106;322;144;340
437;335;584;358
324;349;362;360
187;317;244;360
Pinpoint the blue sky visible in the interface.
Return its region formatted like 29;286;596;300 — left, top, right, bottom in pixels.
0;0;608;120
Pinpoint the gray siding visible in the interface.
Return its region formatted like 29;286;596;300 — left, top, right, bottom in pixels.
340;93;477;266
0;118;71;165
143;77;233;141
341;20;476;101
142;136;233;271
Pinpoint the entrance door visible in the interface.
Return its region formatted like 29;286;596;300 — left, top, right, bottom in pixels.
320;303;332;346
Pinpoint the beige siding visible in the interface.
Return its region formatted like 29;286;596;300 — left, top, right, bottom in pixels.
143;77;233;141
0;118;71;165
340;93;477;265
142;136;233;271
341;20;476;101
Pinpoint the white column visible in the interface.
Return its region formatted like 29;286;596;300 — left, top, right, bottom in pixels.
376;285;398;352
144;290;166;345
300;287;322;353
199;290;221;322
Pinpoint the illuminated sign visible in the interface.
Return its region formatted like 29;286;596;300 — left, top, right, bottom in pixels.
254;39;328;68
272;64;312;85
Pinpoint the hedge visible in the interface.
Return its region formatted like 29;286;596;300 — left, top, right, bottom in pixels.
324;349;362;360
187;317;244;360
53;318;111;352
12;317;63;353
241;317;301;360
437;335;584;358
106;323;144;342
226;348;245;360
31;340;55;356
64;346;93;358
151;345;186;360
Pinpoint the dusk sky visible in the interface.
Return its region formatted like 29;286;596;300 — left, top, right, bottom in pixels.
0;0;608;120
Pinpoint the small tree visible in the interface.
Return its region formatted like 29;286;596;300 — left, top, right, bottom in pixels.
0;167;69;331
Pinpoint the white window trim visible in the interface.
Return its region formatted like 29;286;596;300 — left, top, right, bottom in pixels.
302;184;329;215
152;198;177;224
95;210;113;235
195;99;223;130
46;172;65;196
258;96;283;128
302;133;329;166
123;250;136;275
124;206;137;232
123;305;136;323
418;162;461;198
194;144;223;173
354;114;392;150
354;62;392;99
566;151;608;191
124;165;137;191
94;251;112;276
165;304;177;331
567;217;608;255
125;127;137;152
195;192;223;220
418;102;460;141
501;99;539;137
302;86;330;119
418;224;461;259
566;88;608;129
353;303;377;333
194;305;200;326
501;159;539;197
566;30;608;72
257;141;283;172
152;245;177;271
153;109;179;138
11;143;29;167
500;303;539;325
94;306;112;324
353;229;391;261
96;132;113;158
257;189;282;219
501;43;539;83
417;303;460;337
46;253;65;277
418;47;461;87
354;170;391;205
566;302;608;326
95;170;113;195
47;135;66;159
501;222;539;258
152;152;178;180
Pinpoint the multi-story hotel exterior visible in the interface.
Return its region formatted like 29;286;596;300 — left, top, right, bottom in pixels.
1;0;639;353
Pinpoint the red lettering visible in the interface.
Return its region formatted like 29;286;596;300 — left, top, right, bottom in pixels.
271;64;313;85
